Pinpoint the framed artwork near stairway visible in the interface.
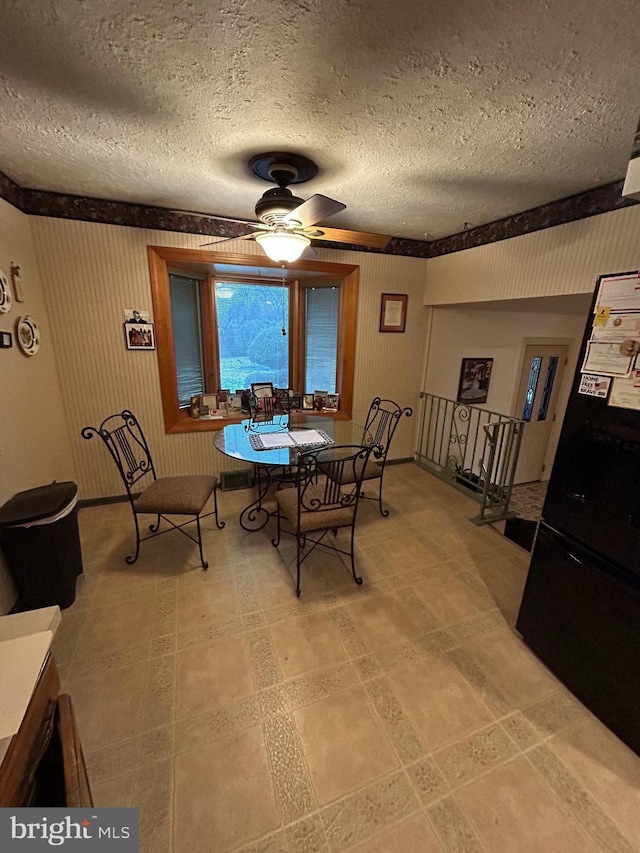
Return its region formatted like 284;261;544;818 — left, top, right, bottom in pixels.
457;357;493;404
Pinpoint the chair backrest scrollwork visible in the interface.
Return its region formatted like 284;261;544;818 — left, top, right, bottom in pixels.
81;409;156;496
298;445;373;517
364;397;413;461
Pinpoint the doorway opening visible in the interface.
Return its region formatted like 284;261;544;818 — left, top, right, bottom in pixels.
514;344;568;484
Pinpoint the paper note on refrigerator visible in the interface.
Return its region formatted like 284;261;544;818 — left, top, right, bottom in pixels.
591;312;640;343
608;370;640;410
582;341;634;377
595;274;640;312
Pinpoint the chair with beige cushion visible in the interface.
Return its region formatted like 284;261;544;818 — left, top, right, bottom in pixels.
359;397;413;516
271;444;373;597
81;409;224;568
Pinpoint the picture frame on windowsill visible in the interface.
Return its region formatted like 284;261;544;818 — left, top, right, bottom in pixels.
325;393;339;411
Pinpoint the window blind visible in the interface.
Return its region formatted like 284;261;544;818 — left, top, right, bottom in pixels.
169;274;204;406
304;287;339;393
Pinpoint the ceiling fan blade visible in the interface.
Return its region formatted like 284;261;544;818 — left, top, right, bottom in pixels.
199;232;258;248
306;227;391;249
283;194;346;228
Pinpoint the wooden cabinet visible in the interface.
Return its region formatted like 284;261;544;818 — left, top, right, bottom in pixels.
0;654;92;807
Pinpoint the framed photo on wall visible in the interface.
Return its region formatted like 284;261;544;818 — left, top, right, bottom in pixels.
457;357;494;404
124;322;155;350
379;293;408;333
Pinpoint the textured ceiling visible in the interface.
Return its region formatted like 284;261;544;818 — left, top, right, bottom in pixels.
0;0;638;239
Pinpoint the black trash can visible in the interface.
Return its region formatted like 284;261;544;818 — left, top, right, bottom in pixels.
0;481;83;610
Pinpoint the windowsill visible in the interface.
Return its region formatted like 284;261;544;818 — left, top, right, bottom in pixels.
166;409;351;433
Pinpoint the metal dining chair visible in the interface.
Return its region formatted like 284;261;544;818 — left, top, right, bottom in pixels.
246;387;291;430
81;409;224;568
359;397;413;516
271;444;374;597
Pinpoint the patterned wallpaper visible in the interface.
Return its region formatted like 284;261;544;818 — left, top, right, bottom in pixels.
31;218;428;499
425;204;640;306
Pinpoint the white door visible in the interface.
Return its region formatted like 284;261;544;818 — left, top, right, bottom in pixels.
514;345;568;484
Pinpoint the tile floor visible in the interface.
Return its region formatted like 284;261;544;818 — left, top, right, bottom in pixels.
53;464;640;852
509;480;548;522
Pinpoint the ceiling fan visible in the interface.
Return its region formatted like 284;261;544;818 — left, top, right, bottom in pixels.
200;152;391;262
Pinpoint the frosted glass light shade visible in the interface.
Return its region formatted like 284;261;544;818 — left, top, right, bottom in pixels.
255;231;310;263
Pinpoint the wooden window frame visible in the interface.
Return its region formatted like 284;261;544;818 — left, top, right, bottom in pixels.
147;246;359;433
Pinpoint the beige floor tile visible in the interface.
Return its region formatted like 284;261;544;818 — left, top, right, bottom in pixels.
294;684;399;805
261;713;315;823
351;810;442;852
458;628;559;710
50;611;87;663
69;660;147;749
347;593;422;651
527;744;637;853
174;725;280;853
405;757;449;806
319;771;420;850
175;573;240;627
255;563;299;607
365;676;426;763
456;756;598;853
284;661;359;710
412;573;494;625
91;771;136;807
79;596;156;653
72;469;640;853
386;656;494;750
548;718;640;848
91;567;157;597
433;722;519;788
427;795;485;852
132;758;173;853
269;611;348;678
176;634;254;718
469;554;527;589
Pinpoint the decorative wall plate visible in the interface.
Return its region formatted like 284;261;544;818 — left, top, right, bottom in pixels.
0;267;12;313
16;314;40;356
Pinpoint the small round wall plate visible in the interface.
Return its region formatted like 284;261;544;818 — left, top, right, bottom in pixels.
16;314;40;356
0;267;12;313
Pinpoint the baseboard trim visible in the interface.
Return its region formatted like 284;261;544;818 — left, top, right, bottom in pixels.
77;494;132;508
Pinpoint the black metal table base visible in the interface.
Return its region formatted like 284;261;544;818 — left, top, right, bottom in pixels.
238;465;295;531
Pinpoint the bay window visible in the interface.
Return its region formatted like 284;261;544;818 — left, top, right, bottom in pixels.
148;246;359;432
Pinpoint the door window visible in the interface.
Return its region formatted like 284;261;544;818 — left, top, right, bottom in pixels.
522;357;542;421
538;356;559;421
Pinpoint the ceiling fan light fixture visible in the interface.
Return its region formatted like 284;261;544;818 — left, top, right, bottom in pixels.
255;231;310;263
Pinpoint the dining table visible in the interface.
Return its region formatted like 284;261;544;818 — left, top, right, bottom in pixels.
214;413;371;531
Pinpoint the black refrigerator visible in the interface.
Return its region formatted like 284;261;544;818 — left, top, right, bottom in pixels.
516;270;640;756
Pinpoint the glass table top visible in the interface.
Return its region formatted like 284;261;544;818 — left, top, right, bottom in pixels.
214;414;370;467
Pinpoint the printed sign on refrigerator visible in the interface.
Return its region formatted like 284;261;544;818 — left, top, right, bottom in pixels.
578;374;611;398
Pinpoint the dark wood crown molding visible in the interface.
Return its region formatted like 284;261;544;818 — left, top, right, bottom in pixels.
0;169;635;259
428;180;637;258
